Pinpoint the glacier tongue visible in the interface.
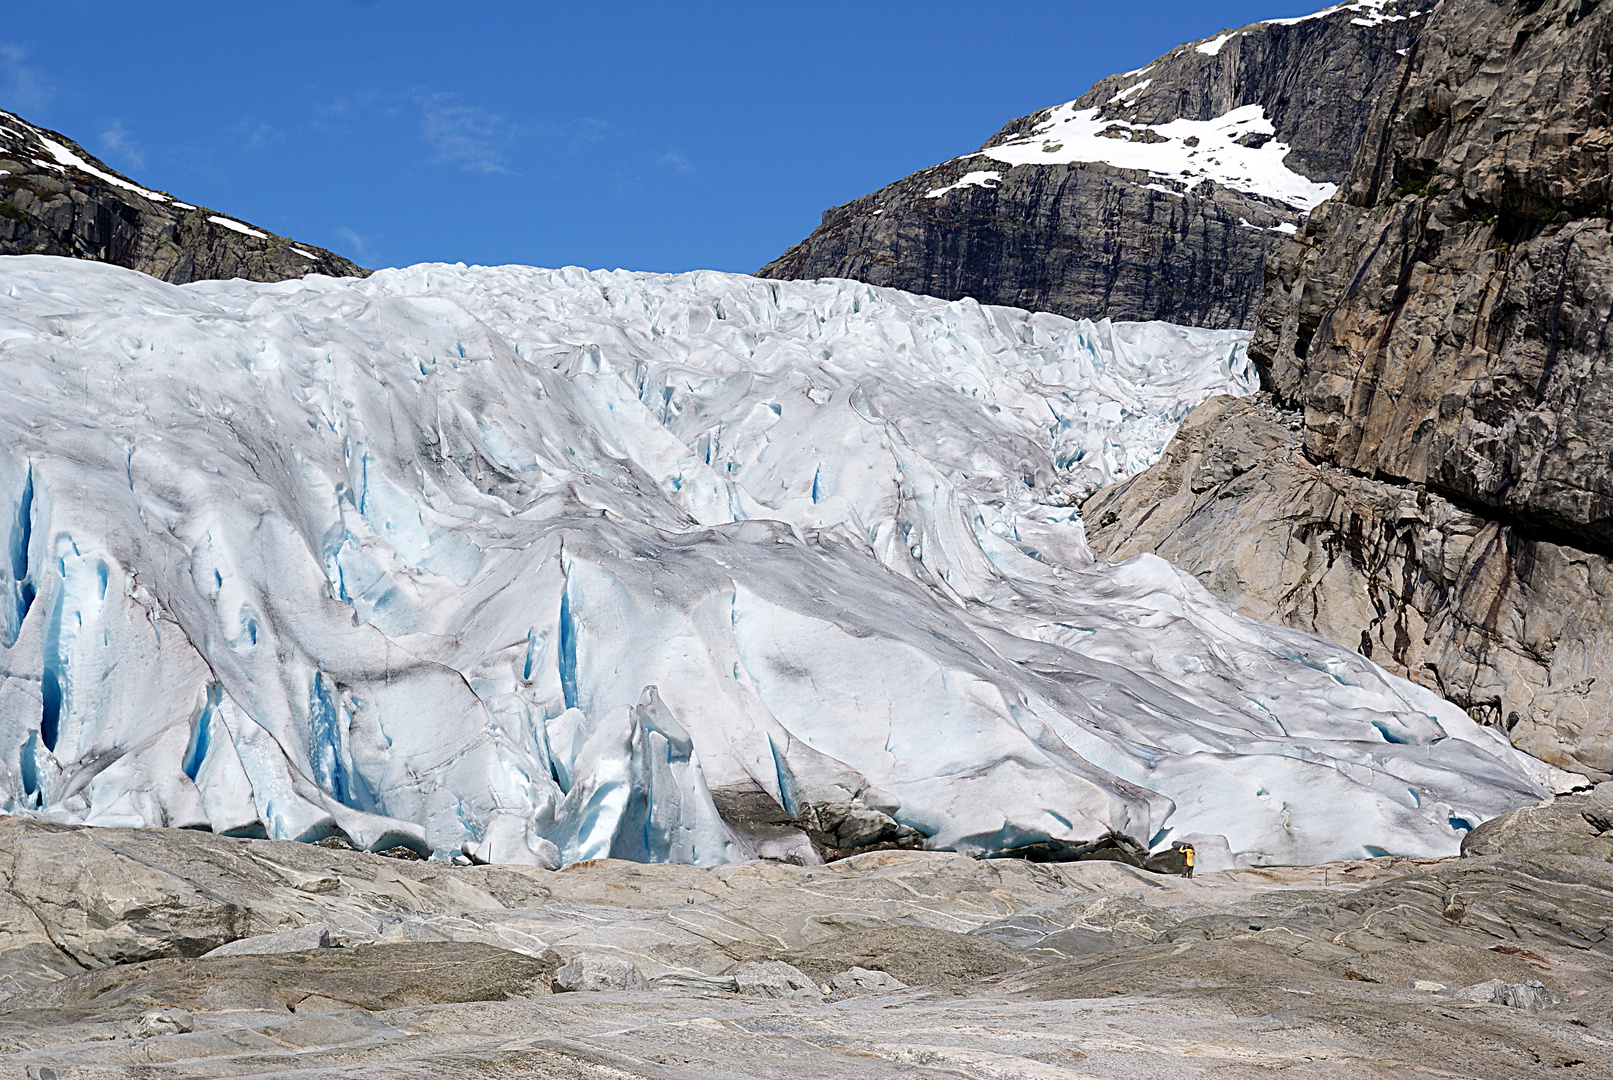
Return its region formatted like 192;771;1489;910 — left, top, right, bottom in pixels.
0;256;1574;866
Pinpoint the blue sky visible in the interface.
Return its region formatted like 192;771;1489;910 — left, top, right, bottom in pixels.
3;2;1311;273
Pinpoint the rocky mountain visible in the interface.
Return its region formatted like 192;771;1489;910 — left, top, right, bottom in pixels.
758;1;1425;328
1087;0;1613;781
0;109;364;283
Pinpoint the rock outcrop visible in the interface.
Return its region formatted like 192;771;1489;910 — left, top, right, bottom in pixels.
0;109;365;283
758;2;1424;328
1255;0;1613;549
1086;394;1613;779
1088;0;1613;778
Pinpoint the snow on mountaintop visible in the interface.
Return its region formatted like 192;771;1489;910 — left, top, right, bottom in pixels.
975;103;1337;213
938;1;1424;214
1;109;366;284
1199;0;1416;43
0;111;173;205
0;257;1575;870
1266;0;1417;27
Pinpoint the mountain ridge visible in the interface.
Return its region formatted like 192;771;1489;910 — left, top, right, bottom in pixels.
757;1;1425;328
0;109;365;284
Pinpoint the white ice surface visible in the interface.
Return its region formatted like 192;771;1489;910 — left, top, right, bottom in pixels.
0;257;1574;868
976;103;1337;213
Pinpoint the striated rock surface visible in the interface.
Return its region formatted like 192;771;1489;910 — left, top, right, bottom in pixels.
1088;0;1613;778
0;109;364;283
758;2;1424;327
1086;394;1613;779
1;813;1611;1076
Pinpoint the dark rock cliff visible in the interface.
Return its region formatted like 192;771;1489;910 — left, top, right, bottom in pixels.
1088;0;1613;779
0;109;365;283
1255;0;1613;553
758;2;1424;328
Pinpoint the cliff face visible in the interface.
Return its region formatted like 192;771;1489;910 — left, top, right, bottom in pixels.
1256;0;1613;551
0;109;365;283
758;2;1424;328
1089;0;1613;779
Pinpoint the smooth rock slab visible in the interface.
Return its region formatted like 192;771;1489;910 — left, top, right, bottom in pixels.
8;943;556;1019
0;814;1610;1077
202;925;333;958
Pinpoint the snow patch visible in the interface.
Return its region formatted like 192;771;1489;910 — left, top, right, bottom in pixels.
1106;79;1152;105
1265;1;1416;28
1197;33;1237;56
27;134;171;203
976;103;1337;212
207;216;269;239
924;170;1003;198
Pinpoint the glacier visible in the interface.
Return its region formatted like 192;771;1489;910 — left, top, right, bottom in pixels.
0;255;1577;869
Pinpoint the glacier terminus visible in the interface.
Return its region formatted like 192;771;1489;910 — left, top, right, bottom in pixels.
0;256;1579;869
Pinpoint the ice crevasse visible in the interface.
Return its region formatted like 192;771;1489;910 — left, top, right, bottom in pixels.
0;257;1579;868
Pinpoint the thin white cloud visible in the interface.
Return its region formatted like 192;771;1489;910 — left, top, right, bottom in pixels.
416;92;514;174
237;121;282;152
657;149;695;176
0;43;52;114
336;227;379;264
99;120;146;172
556;117;611;152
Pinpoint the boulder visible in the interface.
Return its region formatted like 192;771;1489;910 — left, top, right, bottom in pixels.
732;961;823;1001
1456;979;1561;1015
1461;782;1613;858
127;1008;193;1038
830;966;908;995
552;953;646;993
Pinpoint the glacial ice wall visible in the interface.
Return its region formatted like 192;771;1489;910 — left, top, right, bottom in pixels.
0;256;1575;867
